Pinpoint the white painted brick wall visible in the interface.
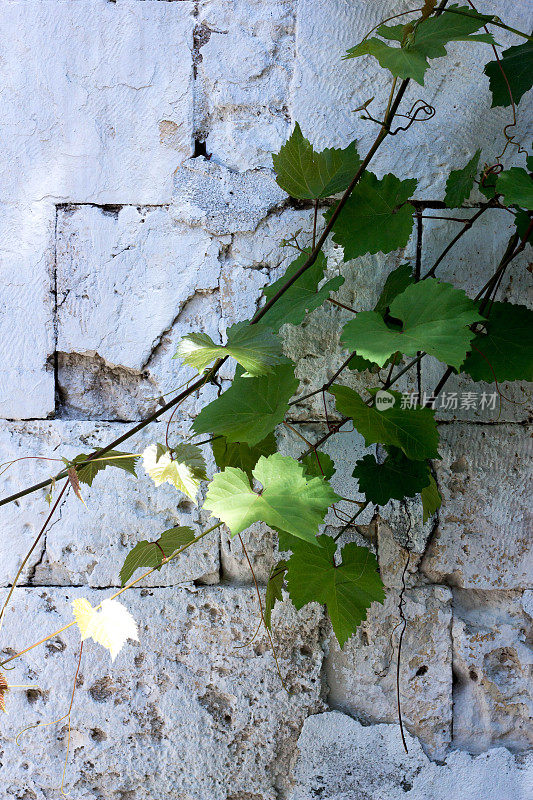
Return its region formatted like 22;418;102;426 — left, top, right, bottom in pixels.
0;1;531;797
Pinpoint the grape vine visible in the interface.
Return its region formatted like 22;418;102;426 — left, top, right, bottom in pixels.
1;0;532;782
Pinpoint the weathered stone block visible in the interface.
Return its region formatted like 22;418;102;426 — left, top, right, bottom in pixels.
0;421;219;588
0;202;55;419
325;586;453;759
289;711;533;800
0;585;325;799
0;1;194;204
196;0;297;170
452;588;533;753
421;424;532;589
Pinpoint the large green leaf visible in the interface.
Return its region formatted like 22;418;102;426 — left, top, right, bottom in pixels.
421;474;441;523
211;433;278;483
192;364;298;446
203;453;340;543
272;123;361;199
462;302;533;382
352;450;431;506
484;38;533;108
285;534;385;648
326;173;417;260
264;560;288;629
143;442;207;501
260;251;344;332
496;168;533;210
341;279;483;370
345;37;428;85
444;149;481;208
119;526;196;586
346;5;494;85
174;322;286;377
330;386;440;461
72;451;139;487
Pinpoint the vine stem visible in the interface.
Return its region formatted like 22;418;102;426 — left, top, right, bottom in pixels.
0;521;223;669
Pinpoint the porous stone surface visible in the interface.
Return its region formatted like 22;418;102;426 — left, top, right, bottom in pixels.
0;587;326;800
289;711;533;800
421;424;532;589
0;0;531;796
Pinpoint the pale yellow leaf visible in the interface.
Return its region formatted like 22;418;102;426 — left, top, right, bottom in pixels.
72;598;139;662
142;443;206;501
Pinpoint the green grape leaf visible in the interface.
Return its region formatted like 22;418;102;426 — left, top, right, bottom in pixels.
174;322;286;377
346;5;494;85
514;209;532;241
341;279;482;370
374;264;414;316
285;534;385;648
462;302;533;382
119;526;196;586
325;173;417;260
444;149;481;208
272;122;361;199
260;251;344;332
345;37;429;85
330;386;440;461
352;450;431;506
203;453;340;543
211;433;278;483
264;560;288;629
143;442;207;501
72;451;139;488
484;38;533;108
496;168;533;210
421;474;441;523
192;364;298;446
302;450;336;480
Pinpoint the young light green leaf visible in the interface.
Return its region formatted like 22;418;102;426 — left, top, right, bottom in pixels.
72;597;138;662
119;526;196;586
211;433;278;483
330;386;440;461
285;534;385;648
72;451;139;487
421;474;441;522
352;450;431;506
260;251;344;332
143;443;207;500
301;450;336;481
264;560;288;629
174;322;286;377
462;302;533;382
444;149;481;208
192;364;298;446
325;173;417;260
496;168;533;210
272;122;361;199
203;453;340;543
342;279;482;370
484;38;533;108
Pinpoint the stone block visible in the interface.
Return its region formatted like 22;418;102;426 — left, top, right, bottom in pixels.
421;424;532;589
0;0;194;205
0;202;55;419
289;711;533;800
325;586;453;759
0;585;325;799
0;420;219;588
452;588;533;753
